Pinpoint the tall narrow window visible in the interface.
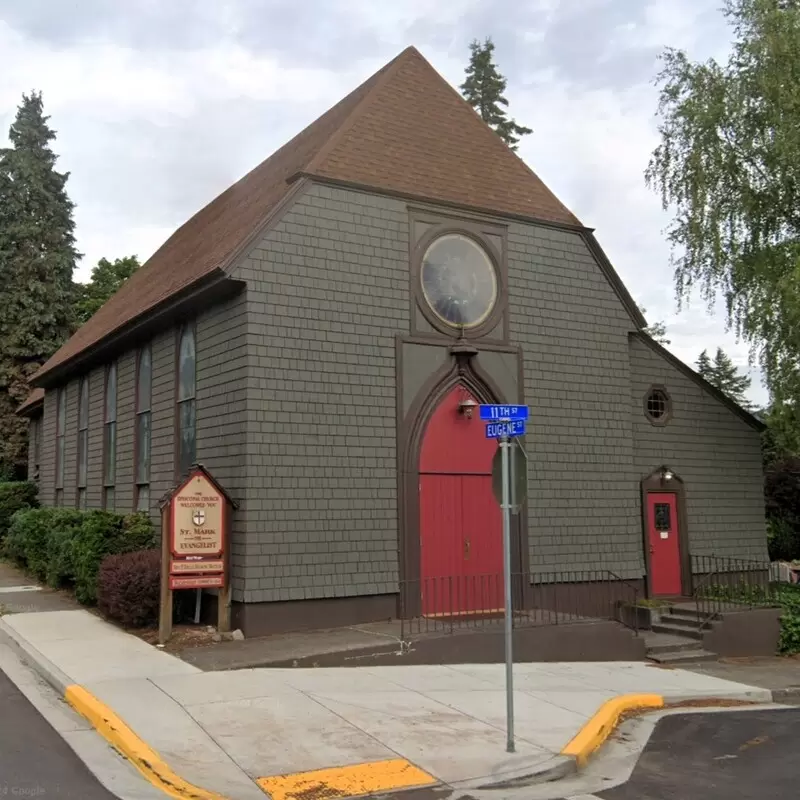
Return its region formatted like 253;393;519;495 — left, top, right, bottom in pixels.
31;417;41;481
103;363;117;510
135;345;152;512
77;377;89;509
177;325;196;478
55;388;66;506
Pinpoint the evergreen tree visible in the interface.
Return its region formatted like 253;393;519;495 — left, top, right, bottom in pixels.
696;349;713;379
0;92;77;478
696;347;752;408
460;37;532;151
73;255;140;328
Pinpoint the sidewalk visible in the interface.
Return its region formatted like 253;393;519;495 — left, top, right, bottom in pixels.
682;656;800;703
0;603;777;800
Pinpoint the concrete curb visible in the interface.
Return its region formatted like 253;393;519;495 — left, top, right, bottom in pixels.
0;618;229;800
455;754;577;790
64;685;229;800
561;693;665;767
0;617;72;694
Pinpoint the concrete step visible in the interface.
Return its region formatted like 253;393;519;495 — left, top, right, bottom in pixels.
648;648;717;664
643;632;705;655
658;613;711;630
651;622;706;640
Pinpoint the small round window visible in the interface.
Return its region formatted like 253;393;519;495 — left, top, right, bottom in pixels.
644;386;671;425
420;234;498;329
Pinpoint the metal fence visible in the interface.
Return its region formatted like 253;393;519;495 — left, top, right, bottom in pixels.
691;554;775;629
399;570;640;639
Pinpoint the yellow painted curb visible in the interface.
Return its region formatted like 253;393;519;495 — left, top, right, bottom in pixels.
561;693;664;767
257;758;438;800
64;684;229;800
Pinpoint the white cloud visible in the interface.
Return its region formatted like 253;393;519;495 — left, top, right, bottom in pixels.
0;0;767;407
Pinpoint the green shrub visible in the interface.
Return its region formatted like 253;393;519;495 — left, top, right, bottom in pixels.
72;511;156;605
4;506;156;605
4;508;52;577
0;482;38;541
45;515;83;588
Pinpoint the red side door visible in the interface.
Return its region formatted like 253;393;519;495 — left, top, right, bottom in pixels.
647;492;682;596
419;387;503;615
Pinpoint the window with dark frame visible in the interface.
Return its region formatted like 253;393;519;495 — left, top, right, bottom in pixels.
177;324;196;479
644;386;671;425
103;363;117;510
654;502;671;531
31;417;41;481
77;377;89;510
55;388;66;506
135;345;152;513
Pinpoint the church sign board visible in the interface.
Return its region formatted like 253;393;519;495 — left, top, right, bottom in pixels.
159;465;236;644
169;470;226;588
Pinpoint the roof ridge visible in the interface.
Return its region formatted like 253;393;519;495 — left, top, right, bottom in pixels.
302;46;415;176
408;51;578;222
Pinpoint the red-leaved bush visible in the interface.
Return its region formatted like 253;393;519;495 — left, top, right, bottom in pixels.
97;549;161;628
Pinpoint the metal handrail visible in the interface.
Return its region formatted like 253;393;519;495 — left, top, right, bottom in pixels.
691;554;774;631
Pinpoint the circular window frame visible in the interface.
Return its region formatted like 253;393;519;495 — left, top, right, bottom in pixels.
412;224;505;339
643;384;672;426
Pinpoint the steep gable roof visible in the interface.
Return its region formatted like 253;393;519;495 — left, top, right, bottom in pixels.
34;46;582;384
17;387;44;416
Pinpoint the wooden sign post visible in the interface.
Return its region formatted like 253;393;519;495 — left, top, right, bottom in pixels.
159;465;236;645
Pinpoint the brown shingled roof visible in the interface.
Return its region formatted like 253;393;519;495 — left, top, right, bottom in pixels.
34;46;580;383
17;387;44;416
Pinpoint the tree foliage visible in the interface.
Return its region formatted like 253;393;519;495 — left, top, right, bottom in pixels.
646;0;800;411
73;255;140;328
0;92;77;478
695;347;753;407
461;38;532;150
638;305;670;344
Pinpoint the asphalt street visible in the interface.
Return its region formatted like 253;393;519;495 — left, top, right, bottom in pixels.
595;707;800;800
0;666;118;800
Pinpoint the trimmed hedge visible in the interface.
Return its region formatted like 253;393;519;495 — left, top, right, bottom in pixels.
0;481;38;541
3;507;156;604
97;549;161;628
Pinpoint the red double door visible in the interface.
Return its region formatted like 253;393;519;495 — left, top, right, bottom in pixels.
419;387;503;616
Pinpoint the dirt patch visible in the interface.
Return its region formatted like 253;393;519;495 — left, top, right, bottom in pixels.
617;698;758;727
133;625;217;652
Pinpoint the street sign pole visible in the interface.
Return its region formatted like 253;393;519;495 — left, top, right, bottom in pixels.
481;403;527;754
500;432;515;753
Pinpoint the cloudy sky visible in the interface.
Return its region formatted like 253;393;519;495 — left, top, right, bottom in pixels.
0;0;767;406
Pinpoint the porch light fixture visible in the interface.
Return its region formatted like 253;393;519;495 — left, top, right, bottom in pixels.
661;467;674;482
458;397;478;419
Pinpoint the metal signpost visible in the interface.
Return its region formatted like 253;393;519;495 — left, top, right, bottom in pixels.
480;403;528;754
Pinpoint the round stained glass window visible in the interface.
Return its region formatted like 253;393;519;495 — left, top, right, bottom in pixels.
420;234;498;329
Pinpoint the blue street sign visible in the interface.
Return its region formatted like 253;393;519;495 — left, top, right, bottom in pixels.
479;404;529;422
485;420;526;439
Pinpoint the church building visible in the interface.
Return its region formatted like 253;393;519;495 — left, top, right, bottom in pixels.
19;47;767;638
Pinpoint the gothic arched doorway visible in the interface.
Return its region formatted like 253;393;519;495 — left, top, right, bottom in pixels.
418;385;503;616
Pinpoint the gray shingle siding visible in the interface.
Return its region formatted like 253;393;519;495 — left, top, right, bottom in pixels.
230;183;404;603
27;181;767;612
507;223;643;578
195;291;248;596
630;336;767;561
